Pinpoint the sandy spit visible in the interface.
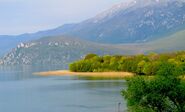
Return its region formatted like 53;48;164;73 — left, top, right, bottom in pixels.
34;70;135;78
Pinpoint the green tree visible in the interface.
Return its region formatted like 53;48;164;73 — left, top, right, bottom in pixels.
84;53;98;60
137;60;146;75
122;62;185;112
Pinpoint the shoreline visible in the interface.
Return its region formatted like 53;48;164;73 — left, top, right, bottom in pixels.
34;70;135;78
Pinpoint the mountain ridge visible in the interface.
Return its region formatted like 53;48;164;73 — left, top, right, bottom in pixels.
1;28;185;66
0;36;135;65
1;0;185;56
66;0;185;43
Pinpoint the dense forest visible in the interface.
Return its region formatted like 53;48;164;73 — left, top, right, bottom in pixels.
70;51;185;111
69;51;185;76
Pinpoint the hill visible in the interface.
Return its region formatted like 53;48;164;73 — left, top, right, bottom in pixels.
0;36;134;66
0;24;76;56
0;29;185;66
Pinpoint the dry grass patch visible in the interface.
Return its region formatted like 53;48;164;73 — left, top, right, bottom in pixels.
34;70;135;78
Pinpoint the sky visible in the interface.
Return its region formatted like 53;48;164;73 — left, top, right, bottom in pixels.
0;0;124;35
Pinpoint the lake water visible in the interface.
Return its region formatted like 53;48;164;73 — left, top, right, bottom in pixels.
0;66;127;112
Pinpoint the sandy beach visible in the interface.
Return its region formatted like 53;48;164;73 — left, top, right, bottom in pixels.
34;70;135;78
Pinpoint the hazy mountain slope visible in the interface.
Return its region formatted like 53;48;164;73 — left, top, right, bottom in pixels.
67;0;185;43
0;24;76;56
143;29;185;52
0;36;134;65
1;29;185;66
114;29;185;53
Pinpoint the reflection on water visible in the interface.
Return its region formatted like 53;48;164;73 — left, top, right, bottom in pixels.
0;65;64;81
0;66;127;112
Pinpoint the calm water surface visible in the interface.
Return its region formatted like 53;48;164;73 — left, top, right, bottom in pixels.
0;66;127;112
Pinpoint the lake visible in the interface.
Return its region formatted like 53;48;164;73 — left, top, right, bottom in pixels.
0;66;127;112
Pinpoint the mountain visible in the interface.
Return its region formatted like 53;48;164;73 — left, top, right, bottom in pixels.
1;0;185;56
1;29;185;66
0;36;134;66
0;24;76;56
66;0;185;43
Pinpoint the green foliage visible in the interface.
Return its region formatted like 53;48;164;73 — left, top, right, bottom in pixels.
69;51;185;76
84;53;98;60
122;63;185;112
157;61;184;77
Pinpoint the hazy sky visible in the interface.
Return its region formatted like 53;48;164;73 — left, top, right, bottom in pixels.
0;0;124;35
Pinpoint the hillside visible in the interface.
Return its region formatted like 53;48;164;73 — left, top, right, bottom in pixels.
66;0;185;43
141;29;185;52
0;36;134;66
0;29;185;66
0;24;76;56
115;29;185;53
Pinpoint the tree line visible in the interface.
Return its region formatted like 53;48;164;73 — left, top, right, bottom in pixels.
69;51;185;76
